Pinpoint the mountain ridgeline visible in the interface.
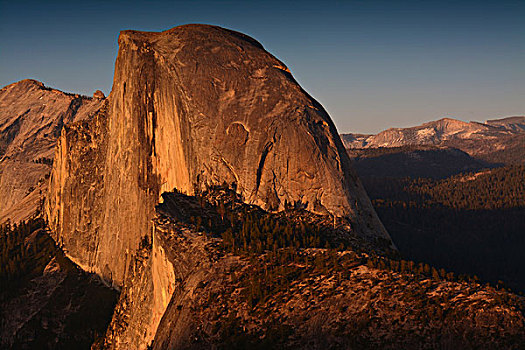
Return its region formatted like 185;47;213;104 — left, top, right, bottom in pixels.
0;24;524;349
0;80;104;224
342;117;525;173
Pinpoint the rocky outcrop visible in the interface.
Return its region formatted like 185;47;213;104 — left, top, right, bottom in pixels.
46;24;392;288
102;215;210;349
0;79;104;224
93;90;106;99
46;112;112;280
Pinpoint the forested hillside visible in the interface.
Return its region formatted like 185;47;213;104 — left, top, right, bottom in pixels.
347;145;497;179
361;165;525;292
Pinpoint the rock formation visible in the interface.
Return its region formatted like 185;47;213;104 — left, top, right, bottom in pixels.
93;90;106;99
46;24;392;288
0;79;104;224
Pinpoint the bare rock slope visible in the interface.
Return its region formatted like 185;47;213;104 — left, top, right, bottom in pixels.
0;79;104;224
46;24;392;288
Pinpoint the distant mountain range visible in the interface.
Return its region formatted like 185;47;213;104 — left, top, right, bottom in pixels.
342;116;525;148
341;117;525;176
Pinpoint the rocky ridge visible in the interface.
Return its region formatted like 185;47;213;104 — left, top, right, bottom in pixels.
0;79;105;224
341;117;525;148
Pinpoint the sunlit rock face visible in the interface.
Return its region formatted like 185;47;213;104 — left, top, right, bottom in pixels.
0;79;104;224
47;24;391;288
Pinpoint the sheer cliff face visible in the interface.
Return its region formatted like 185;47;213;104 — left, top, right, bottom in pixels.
47;24;391;287
0;79;104;224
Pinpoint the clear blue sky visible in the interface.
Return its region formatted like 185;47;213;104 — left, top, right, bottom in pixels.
1;0;523;133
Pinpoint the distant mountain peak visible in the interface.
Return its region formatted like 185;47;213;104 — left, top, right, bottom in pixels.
1;79;86;99
342;116;524;148
341;115;525;166
1;79;45;92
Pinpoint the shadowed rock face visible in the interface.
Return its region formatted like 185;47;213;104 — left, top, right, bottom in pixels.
47;24;391;288
0;79;104;224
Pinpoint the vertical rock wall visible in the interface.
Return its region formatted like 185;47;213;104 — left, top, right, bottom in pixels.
102;230;177;349
46;113;109;279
